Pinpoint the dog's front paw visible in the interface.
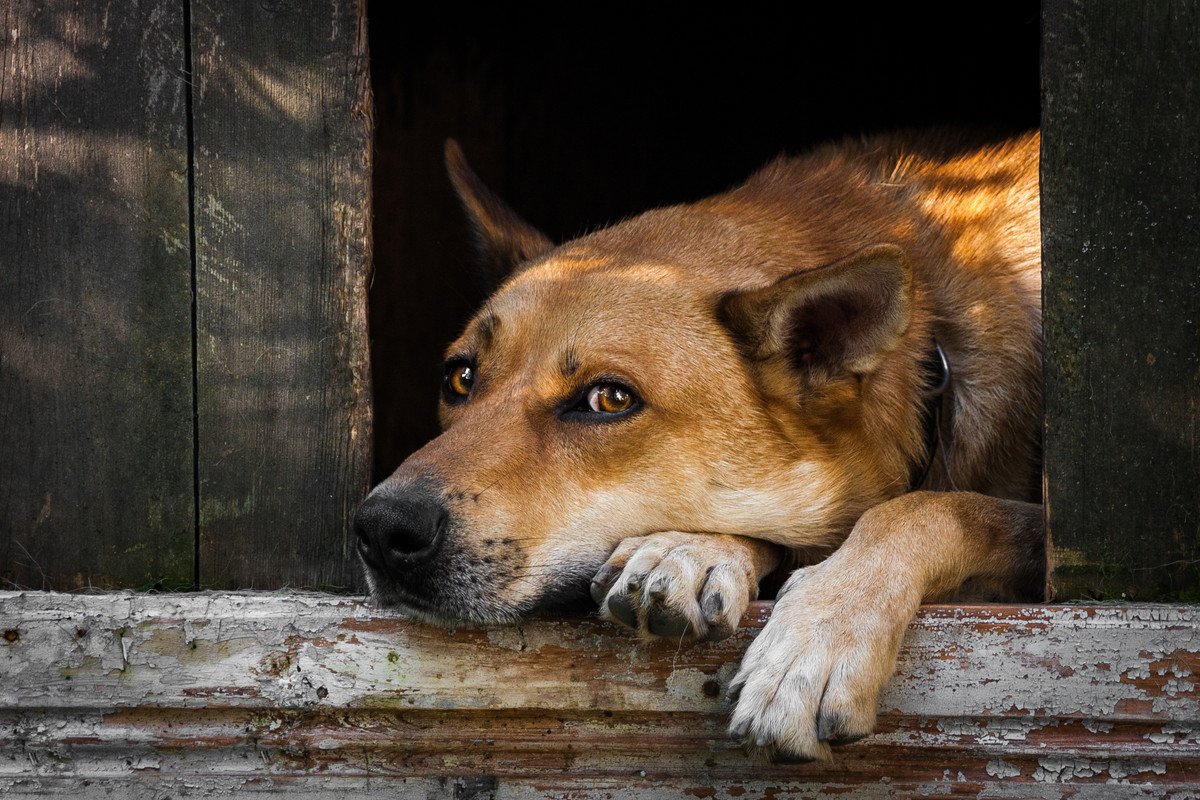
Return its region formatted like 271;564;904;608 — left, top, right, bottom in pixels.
727;559;919;761
590;531;770;641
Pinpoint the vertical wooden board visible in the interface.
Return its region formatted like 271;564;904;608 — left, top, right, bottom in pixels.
1043;1;1200;600
0;1;194;588
191;0;373;589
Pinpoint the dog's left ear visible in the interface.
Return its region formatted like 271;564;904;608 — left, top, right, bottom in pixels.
719;244;914;382
445;139;554;281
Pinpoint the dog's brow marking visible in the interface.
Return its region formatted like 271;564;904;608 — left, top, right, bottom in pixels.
476;314;499;348
560;349;581;378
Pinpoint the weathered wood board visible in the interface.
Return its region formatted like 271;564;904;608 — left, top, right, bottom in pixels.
189;0;373;590
1042;1;1200;600
0;0;195;589
2;593;1197;797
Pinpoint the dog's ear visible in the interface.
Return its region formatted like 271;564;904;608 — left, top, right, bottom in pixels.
445;139;554;282
719;244;914;383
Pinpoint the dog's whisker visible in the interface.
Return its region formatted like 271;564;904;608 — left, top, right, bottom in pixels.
470;535;545;544
469;474;506;500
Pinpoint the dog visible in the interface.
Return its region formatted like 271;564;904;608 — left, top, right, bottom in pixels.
355;130;1046;761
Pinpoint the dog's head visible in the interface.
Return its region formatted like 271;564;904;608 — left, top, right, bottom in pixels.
356;143;925;624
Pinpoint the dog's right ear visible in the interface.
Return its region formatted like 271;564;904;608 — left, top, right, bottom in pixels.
445;140;554;283
719;244;914;386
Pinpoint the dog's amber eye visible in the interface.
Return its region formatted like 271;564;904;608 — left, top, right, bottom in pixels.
587;384;633;413
443;361;475;401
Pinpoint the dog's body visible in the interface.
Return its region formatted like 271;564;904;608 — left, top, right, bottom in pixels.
356;130;1045;761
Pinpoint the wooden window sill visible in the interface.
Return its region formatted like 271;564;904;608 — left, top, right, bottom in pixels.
1;592;1197;797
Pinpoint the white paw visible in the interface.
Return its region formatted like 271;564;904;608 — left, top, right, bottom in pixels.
727;560;917;761
590;532;759;641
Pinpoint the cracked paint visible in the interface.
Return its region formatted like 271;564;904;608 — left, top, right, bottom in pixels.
0;593;1197;798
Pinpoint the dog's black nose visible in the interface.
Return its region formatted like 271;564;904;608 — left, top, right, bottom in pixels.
354;482;447;574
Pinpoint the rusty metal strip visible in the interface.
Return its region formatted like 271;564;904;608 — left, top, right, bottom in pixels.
1;593;1197;797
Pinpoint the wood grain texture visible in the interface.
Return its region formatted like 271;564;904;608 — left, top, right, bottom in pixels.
0;0;195;589
1043;1;1200;600
190;0;373;590
1;594;1197;797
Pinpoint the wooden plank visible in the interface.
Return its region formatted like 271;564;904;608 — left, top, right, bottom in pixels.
189;0;373;589
1043;1;1200;600
0;1;195;589
2;779;1196;800
1;594;1196;797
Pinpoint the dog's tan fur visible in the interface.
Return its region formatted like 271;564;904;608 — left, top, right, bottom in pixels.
363;131;1045;760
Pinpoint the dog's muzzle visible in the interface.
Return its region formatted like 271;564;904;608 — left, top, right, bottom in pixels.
352;476;593;624
354;480;448;580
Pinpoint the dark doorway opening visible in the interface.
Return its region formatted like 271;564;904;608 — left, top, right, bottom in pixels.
368;4;1040;479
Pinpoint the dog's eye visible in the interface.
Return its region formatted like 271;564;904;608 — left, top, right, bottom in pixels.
559;380;642;422
586;384;635;414
443;360;475;401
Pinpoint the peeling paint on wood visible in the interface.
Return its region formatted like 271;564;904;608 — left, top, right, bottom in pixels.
1;593;1197;797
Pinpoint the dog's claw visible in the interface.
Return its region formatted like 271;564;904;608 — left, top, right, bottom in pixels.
589;564;619;606
606;591;636;628
818;710;870;746
589;581;606;606
701;589;732;639
702;590;724;618
593;532;764;642
816;713;840;743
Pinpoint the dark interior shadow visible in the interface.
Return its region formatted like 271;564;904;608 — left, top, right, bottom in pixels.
367;3;1041;479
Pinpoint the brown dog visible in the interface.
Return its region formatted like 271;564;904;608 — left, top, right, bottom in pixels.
355;130;1045;761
